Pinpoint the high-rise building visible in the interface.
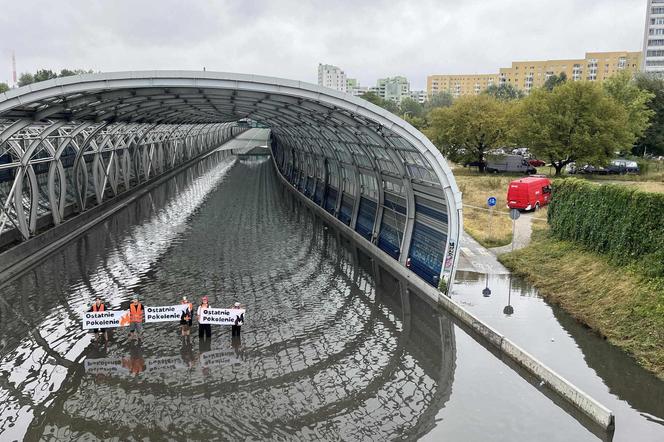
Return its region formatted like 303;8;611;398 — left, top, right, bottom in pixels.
346;78;370;96
376;76;410;103
409;90;428;104
427;51;641;97
643;0;664;74
317;63;347;93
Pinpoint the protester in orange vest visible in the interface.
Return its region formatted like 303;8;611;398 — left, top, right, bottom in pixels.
128;295;144;342
88;296;108;342
180;296;193;342
122;342;145;376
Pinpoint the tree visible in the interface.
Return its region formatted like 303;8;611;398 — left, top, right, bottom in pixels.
425;91;454;110
543;72;567;91
513;81;633;176
16;68;94;87
603;71;654;151
33;69;58;83
484;83;524;101
427;95;512;172
403;114;427;131
59;68;93;77
634;74;664;156
0;82;8;93
18;72;34;87
399;97;425;118
359;91;399;114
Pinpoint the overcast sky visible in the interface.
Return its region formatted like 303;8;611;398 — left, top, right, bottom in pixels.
0;0;647;90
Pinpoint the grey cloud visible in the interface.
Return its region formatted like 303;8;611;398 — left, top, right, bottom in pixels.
0;0;645;89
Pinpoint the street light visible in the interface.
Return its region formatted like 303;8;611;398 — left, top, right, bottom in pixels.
503;274;514;315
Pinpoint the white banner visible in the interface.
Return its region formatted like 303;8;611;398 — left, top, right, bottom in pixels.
144;355;188;374
200;350;239;368
82;311;130;330
84;358;129;375
199;308;245;325
144;305;189;323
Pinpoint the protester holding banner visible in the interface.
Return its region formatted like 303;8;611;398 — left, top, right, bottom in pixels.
231;301;245;337
128;296;144;341
197;296;212;340
180;296;193;340
88;297;108;342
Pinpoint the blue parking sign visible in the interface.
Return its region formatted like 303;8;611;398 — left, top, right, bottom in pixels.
487;197;497;207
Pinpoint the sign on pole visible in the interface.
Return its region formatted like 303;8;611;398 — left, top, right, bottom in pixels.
509;208;521;220
487;196;497;207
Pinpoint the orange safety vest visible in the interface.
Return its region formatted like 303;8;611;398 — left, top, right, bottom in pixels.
130;303;143;323
92;303;105;312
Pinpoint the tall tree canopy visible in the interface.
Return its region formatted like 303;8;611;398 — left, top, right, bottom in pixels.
513;81;633;175
0;82;9;93
484;83;524;101
17;68;95;87
359;91;399;114
427;95;511;171
425;91;454;110
634;74;664;156
399;97;425;118
603;71;654;150
543;72;567;91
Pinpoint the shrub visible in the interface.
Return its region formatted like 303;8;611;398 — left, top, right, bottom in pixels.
548;179;664;275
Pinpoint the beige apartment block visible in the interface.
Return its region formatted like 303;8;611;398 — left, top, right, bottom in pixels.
427;74;498;98
427;51;642;97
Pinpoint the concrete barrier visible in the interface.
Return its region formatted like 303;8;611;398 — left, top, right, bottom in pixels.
272;156;615;433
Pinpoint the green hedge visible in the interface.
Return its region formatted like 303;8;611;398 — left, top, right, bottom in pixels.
548;179;664;276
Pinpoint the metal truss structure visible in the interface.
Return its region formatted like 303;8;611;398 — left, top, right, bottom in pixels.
0;71;462;286
0;120;238;242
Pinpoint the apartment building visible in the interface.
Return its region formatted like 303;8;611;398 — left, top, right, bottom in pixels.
375;76;410;103
499;52;641;92
643;0;664;74
427;51;641;97
427;74;498;98
318;63;347;93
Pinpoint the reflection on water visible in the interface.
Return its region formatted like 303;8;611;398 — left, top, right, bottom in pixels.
453;271;664;442
0;156;622;440
0;157;460;441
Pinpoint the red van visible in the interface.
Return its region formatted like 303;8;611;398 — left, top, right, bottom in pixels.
507;176;552;211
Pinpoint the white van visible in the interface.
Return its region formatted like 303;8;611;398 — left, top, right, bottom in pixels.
486;154;537;174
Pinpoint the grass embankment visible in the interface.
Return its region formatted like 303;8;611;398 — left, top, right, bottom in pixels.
454;169;548;248
499;227;664;379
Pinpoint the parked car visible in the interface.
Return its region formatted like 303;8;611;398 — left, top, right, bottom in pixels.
528;159;546;167
507;176;552;211
486;154;537;174
576;164;609;175
607;159;640;174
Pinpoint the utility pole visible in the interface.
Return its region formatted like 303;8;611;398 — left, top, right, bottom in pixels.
11;50;17;87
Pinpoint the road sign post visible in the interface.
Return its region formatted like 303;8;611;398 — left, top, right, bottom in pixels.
487;197;497;243
509;208;520;252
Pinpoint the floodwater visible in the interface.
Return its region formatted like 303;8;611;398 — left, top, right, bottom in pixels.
452;272;664;442
0;150;650;441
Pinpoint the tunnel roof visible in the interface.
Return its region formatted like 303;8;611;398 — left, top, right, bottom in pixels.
0;71;460;200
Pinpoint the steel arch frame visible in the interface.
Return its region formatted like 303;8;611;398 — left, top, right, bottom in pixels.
0;71;462;288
